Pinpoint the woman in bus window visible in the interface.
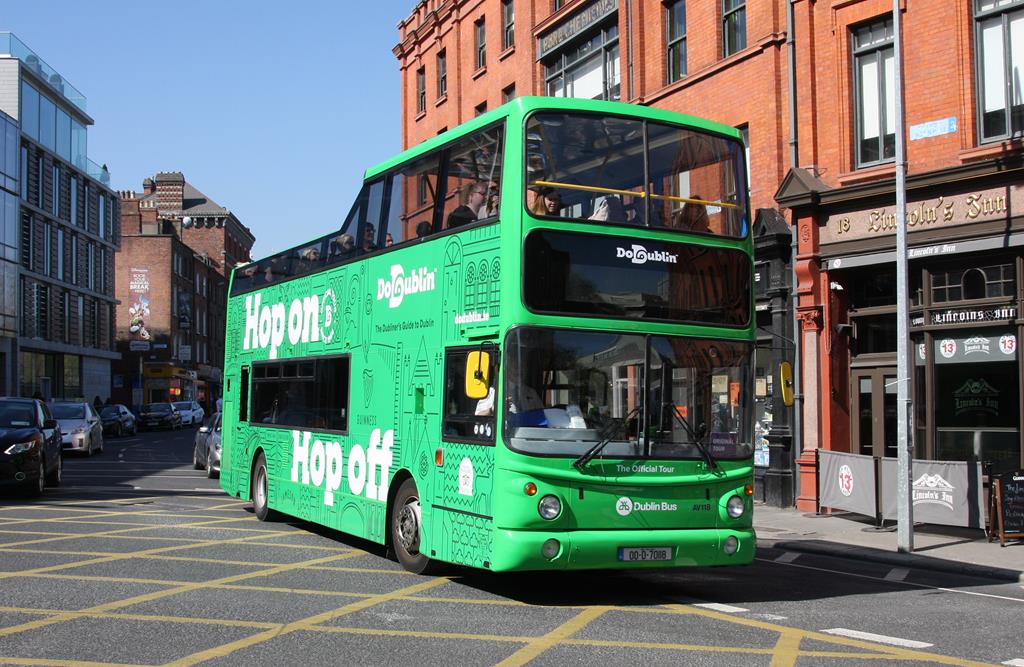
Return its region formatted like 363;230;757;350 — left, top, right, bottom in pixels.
530;187;561;217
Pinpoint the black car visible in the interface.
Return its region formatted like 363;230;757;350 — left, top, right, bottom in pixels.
100;404;137;437
138;403;182;431
0;397;63;496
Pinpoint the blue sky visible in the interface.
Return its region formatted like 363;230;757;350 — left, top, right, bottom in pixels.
4;1;410;257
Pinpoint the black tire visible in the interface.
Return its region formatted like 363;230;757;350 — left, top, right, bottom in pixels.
85;437;94;457
45;452;62;486
25;458;45;497
206;450;218;479
97;435;103;454
390;478;437;574
251;452;278;522
115;424;123;438
193;446;203;470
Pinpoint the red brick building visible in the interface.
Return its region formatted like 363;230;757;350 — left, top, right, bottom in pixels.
112;173;255;411
395;0;1024;509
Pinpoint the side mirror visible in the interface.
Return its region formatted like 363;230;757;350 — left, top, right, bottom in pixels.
779;362;795;407
43;419;58;430
464;351;491;399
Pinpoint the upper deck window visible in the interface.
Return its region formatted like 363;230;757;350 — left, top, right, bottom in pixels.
526;112;747;238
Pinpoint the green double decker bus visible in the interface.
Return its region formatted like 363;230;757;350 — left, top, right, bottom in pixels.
220;97;755;573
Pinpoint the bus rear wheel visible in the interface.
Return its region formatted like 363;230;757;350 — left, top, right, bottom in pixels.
391;478;436;574
251;452;278;522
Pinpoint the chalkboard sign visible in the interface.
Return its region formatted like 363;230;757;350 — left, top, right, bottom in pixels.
990;470;1024;546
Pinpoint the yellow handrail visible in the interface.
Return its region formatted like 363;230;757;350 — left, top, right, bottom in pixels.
530;180;645;199
649;193;739;209
530;180;739;210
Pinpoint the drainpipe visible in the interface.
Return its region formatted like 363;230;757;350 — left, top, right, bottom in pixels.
626;0;634;101
786;0;803;504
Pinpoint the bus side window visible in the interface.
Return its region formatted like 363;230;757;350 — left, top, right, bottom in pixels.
442;125;504;230
239;366;249;422
360;179;385;253
382;153;440;246
442;348;497;443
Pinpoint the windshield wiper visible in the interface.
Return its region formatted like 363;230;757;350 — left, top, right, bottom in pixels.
573;407;639;470
664;402;717;470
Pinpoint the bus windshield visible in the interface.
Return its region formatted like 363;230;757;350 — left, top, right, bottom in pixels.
525;112;747;237
503;328;753;460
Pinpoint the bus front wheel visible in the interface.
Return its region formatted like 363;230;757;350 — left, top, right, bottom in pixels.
391;478;435;574
251;452;278;522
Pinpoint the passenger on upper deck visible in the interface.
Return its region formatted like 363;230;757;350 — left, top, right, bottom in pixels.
328;234;356;260
588;195;627;222
362;223;378;252
530;187;561;217
671;197;712;233
447;182;486;228
478;181;500;220
416;221;433;238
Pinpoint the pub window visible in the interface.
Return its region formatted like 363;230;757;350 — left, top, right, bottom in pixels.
443;347;498;443
437;50;447;98
416;67;426;114
666;0;687;83
723;0;746;56
850;269;896;308
851;314;897;355
974;0;1024;142
931;262;1015;303
475;17;487;70
250;356;350;432
502;0;515;50
853;18;895;167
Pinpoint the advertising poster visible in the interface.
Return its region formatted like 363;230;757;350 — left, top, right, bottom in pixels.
128;268;151;341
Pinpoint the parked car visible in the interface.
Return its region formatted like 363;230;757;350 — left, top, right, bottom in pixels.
52;401;104;456
0;397;62;496
100;404;137;437
173;401;205;427
139;403;182;431
192;413;221;478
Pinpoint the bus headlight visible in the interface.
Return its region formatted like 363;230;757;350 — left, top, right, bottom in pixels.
723;536;739;555
538;495;561;520
726;496;745;519
541;539;561;560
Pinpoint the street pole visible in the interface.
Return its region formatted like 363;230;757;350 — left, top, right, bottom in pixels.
893;0;914;553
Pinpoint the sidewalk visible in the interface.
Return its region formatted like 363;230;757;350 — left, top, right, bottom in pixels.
753;503;1024;583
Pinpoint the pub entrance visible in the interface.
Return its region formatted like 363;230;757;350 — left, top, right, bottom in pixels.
851;367;898;459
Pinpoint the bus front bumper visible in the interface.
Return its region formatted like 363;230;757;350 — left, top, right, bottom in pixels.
488;527;755;572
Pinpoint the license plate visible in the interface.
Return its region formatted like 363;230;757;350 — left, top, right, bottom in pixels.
618;547;672;562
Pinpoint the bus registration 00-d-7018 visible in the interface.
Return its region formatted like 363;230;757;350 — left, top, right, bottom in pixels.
618;547;673;562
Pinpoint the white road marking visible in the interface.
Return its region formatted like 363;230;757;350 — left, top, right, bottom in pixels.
758;556;1024;603
884;567;910;581
1001;659;1024;666
822;628;932;649
692;603;749;613
775;551;800;563
748;613;788;621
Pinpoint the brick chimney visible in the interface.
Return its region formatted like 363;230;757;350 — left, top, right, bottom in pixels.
142;178;155;196
154;172;185;213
